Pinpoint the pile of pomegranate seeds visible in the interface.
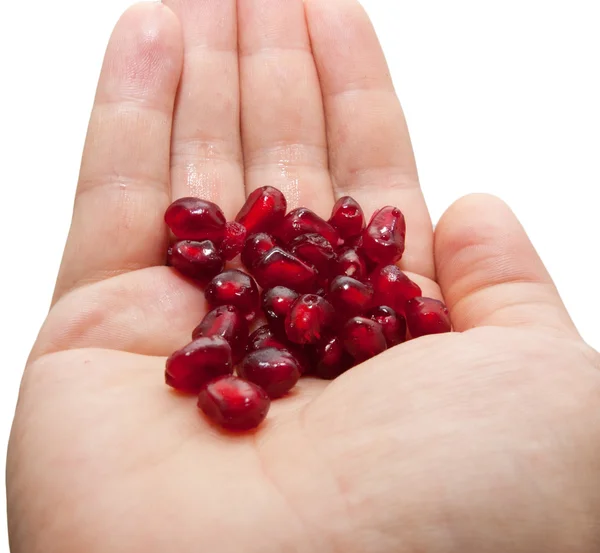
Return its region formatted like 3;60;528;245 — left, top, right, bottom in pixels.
164;186;452;431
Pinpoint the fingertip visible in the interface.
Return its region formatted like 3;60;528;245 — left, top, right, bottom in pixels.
434;193;576;335
435;193;518;262
434;193;544;296
99;1;183;107
114;2;182;45
305;0;385;93
438;192;513;222
304;0;367;19
438;192;512;223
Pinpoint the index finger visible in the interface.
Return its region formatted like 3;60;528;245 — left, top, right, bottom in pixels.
305;0;434;279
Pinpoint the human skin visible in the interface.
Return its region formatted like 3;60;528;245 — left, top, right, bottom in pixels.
7;1;600;552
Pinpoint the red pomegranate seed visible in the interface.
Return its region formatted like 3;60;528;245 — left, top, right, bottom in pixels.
328;196;365;240
334;248;368;281
262;286;299;336
329;276;373;318
289;233;337;275
367;305;406;347
247;325;288;351
220;222;247;261
362;206;406;265
405;297;451;338
285;294;335;345
167;240;224;282
369;265;422;314
252;247;318;293
191;305;248;363
342;317;387;363
345;234;363;250
247;326;311;375
277;208;341;248
198;375;270;431
241;232;278;270
235;186;287;235
205;269;260;321
239;348;301;398
165;336;233;393
314;336;353;380
165;197;226;243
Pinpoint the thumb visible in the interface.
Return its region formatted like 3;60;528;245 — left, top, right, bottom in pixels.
435;194;578;337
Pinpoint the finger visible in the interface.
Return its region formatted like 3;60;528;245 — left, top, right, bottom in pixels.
238;0;334;215
53;3;183;303
305;0;434;278
435;194;578;336
164;0;245;218
33;267;206;361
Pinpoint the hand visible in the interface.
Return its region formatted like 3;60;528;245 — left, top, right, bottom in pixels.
8;1;600;552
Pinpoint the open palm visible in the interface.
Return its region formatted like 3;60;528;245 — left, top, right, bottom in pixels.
8;1;600;552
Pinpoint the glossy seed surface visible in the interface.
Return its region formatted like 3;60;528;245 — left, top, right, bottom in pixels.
198;376;270;431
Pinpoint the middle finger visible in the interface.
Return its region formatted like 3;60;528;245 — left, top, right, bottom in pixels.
238;0;335;217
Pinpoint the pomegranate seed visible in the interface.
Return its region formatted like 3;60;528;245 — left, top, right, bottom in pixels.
362;206;406;265
235;186;287;235
345;234;363;250
192;305;249;363
334;248;368;281
262;286;299;336
167;240;224;282
220;222;247;261
164;189;455;433
198;375;270;431
239;348;301;398
289;233;336;275
165;336;233;393
367;305;406;347
277;208;341;248
165;197;226;243
329;276;373;318
314;336;353;380
252;247;317;293
285;294;335;345
369;265;422;314
205;269;260;321
247;325;311;375
342;317;387;363
241;232;278;270
247;325;288;351
405;297;451;338
328;196;365;240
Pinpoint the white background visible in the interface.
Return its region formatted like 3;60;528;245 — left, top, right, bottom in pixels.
0;1;599;550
